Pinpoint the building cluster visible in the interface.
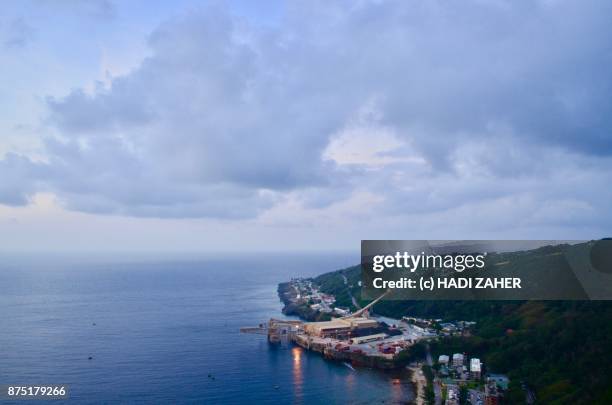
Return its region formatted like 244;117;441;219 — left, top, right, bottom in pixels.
483;374;509;404
436;352;509;405
332;335;411;356
484;378;500;405
439;320;477;336
438;353;481;380
445;384;460;405
436;353;509;404
402;316;441;326
401;316;439;336
296;317;415;361
279;278;511;404
403;316;476;337
264;278;429;363
303;317;378;338
291;278;351;316
248;277;515;405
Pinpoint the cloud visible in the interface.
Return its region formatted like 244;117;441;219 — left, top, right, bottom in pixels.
0;153;47;205
42;0;116;20
1;0;611;233
2;17;35;49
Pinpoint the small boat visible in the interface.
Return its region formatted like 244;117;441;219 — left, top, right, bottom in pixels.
343;362;355;371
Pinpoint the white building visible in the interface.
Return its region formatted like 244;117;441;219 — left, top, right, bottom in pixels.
334;307;349;316
452;353;464;367
470;358;481;379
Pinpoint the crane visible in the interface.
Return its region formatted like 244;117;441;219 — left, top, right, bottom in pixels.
342;289;391;319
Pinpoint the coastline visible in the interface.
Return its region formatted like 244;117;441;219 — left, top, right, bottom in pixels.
275;280;415;370
278;281;332;322
408;364;426;405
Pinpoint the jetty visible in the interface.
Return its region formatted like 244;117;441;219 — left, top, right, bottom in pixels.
240;290;426;368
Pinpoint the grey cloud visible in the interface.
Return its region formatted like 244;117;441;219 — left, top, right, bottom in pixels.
370;141;612;231
0;154;47;205
3;17;35;49
2;1;612;226
42;0;116;20
46;85;154;134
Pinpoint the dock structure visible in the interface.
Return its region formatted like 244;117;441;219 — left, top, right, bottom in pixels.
240;290;421;368
242;290;392;343
240;319;303;343
239;326;268;335
266;319;303;344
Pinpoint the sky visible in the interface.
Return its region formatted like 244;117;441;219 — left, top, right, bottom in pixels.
1;0;611;253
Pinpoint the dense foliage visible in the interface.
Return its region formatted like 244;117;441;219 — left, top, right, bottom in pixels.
315;265;612;404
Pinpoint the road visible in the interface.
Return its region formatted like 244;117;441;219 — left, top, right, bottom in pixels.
522;381;536;404
426;344;442;405
311;289;332;312
341;273;361;309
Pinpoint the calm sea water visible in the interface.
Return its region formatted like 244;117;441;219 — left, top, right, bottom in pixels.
0;253;414;404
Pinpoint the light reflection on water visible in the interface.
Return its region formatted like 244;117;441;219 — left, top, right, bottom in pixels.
0;255;414;404
292;346;303;400
345;370;355;396
391;377;404;403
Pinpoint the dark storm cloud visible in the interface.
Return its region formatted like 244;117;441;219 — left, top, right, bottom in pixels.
2;0;612;223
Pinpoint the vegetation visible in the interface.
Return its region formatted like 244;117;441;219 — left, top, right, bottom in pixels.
396;341;427;365
422;364;435;404
313;251;612;404
277;282;331;321
459;385;468;404
314;266;360;309
391;300;612;404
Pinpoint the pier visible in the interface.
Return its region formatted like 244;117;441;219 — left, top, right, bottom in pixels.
241;319;303;344
239;288;424;368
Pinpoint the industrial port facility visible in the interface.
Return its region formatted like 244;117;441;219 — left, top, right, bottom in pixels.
241;284;425;369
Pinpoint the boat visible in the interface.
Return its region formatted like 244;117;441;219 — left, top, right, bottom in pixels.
343;362;355;371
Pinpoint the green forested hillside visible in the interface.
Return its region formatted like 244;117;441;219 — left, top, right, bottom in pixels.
315;264;612;404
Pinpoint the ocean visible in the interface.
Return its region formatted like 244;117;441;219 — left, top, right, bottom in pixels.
0;253;414;404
